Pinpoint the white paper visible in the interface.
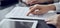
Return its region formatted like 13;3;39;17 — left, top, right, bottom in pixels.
5;7;56;20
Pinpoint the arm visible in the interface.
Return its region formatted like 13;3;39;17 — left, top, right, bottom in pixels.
49;2;60;13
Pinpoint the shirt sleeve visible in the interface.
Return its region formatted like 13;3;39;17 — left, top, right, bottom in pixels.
53;2;60;12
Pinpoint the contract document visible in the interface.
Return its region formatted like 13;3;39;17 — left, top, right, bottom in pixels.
5;6;56;20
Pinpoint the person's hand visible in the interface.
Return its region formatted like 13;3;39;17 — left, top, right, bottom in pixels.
56;15;60;28
27;4;55;16
25;0;53;5
25;0;37;5
45;14;59;25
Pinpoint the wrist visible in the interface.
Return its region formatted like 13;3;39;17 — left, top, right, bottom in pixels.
48;5;56;11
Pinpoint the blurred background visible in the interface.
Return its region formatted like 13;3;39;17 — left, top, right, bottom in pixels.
0;0;18;21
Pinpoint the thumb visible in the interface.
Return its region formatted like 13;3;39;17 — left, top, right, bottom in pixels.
46;22;53;24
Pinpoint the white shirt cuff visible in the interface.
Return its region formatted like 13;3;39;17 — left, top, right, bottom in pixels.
53;2;60;12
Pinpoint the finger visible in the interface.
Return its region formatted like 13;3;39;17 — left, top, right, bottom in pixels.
38;9;48;15
27;12;31;16
27;5;38;16
30;6;33;9
31;9;40;15
31;11;37;15
45;19;52;22
27;8;35;16
46;22;53;24
29;0;37;5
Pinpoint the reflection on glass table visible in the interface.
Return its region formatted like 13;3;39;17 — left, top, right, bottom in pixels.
0;19;38;28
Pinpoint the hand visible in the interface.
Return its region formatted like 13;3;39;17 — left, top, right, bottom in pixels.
25;0;37;5
27;4;55;16
45;14;59;25
56;15;60;28
25;0;53;5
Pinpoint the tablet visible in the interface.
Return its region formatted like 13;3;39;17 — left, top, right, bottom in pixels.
0;19;38;28
5;7;56;20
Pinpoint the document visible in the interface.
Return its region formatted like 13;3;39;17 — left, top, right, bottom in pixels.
5;7;56;20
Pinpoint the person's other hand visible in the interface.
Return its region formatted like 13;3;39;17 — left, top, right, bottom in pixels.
56;15;60;28
45;14;59;25
25;0;53;5
27;4;55;16
25;0;37;5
